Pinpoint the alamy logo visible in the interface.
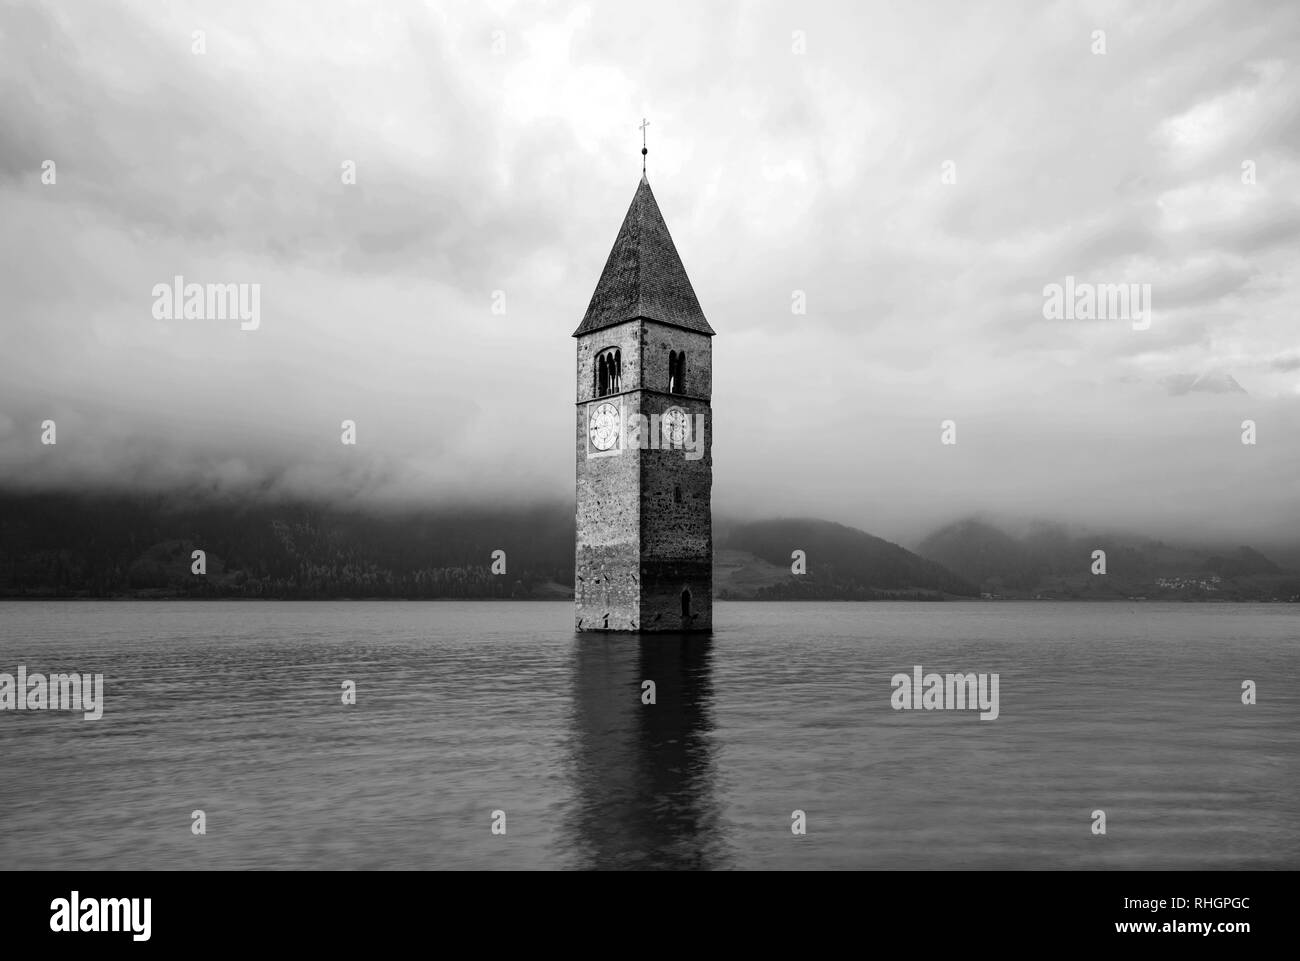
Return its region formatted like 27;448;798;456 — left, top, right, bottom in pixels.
50;892;151;941
151;275;260;330
626;412;707;461
891;665;999;720
1042;275;1151;330
0;666;104;719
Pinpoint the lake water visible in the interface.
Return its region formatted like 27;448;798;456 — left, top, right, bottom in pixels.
0;600;1296;870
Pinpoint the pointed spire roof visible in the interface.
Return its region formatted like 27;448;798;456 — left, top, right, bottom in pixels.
572;176;714;337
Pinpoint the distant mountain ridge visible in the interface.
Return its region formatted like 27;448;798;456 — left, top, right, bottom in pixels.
718;518;977;599
0;492;573;600
2;492;1294;601
0;492;972;601
915;518;1300;601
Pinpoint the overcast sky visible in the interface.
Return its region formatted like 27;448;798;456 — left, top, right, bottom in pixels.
1;0;1297;546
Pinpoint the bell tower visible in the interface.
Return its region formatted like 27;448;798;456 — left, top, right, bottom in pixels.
573;170;714;633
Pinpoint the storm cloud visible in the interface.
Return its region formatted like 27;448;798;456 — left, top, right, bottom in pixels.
1;0;1297;546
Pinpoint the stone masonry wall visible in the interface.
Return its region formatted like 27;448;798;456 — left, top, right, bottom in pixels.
576;320;713;632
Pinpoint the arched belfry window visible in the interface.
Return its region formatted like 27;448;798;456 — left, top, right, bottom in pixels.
668;351;686;395
596;348;621;397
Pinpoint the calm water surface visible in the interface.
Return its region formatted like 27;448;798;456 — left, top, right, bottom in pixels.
0;600;1296;869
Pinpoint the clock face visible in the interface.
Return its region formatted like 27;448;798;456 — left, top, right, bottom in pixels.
589;402;621;451
661;408;690;448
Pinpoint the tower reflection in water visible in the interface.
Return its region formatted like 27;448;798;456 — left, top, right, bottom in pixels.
566;634;731;870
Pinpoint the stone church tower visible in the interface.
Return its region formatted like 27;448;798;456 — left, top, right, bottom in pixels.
574;172;714;633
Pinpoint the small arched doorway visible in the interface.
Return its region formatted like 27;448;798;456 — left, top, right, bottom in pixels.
680;587;692;618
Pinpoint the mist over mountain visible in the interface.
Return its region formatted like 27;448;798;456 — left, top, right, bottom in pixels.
1162;371;1248;396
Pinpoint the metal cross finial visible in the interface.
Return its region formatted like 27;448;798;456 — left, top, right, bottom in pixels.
639;118;650;174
